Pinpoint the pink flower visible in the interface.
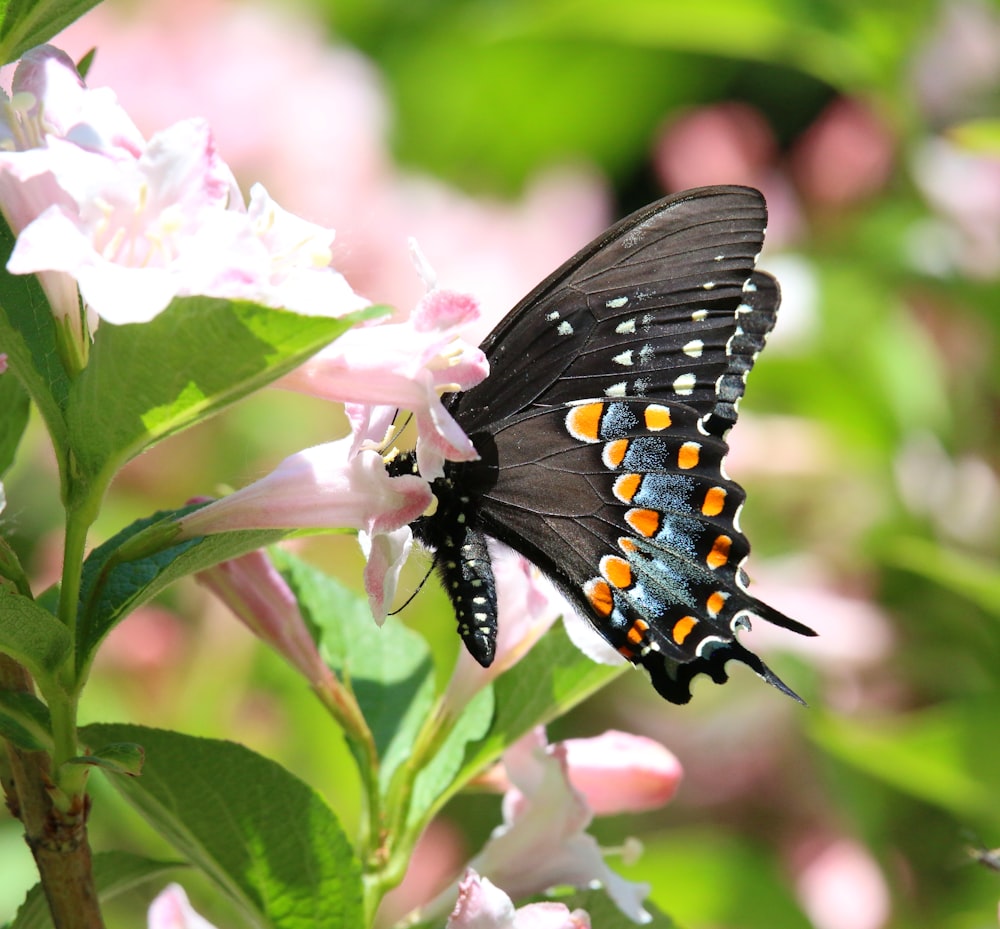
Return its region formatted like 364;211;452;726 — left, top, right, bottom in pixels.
278;285;488;481
467;728;652;924
0;45;366;328
196;549;332;688
447;870;591;929
554;731;681;816
795;839;891;929
0;353;6;373
477;729;682;817
176;438;432;626
147;884;218;929
176;439;430;537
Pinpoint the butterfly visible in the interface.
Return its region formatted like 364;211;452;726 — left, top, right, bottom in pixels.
389;185;816;704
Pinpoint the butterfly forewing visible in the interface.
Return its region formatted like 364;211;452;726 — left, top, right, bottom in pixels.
451;187;771;435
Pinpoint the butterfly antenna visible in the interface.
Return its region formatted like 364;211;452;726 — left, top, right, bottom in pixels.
387;553;436;617
381;410;415;456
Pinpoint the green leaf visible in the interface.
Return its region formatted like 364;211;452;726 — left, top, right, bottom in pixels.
0;220;72;468
83;724;364;929
76;507;288;680
810;706;998;822
449;621;625;798
65;298;381;489
0;533;32;598
67;741;145;776
11;850;185;929
272;549;436;788
0;691;52;752
0;0;104;64
407;685;493;829
882;537;1000;621
628;828;811;929
0;368;30;477
949;117;1000;154
0;590;71;683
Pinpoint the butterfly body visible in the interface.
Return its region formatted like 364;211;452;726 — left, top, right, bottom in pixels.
391;186;815;704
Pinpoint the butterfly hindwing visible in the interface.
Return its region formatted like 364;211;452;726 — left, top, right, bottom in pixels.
475;399;812;703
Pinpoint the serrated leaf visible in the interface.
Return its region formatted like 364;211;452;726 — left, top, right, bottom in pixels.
0;590;71;683
76;507;288;679
66;298;380;488
12;850;186;929
271;549;436;788
449;621;624;794
83;723;363;929
68;741;144;776
0;690;52;752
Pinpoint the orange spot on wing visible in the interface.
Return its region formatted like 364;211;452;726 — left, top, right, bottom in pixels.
585;579;614;617
618;537;638;553
566;402;605;442
627;618;650;646
614;473;641;503
672;615;698;644
707;535;732;569
644;404;672;431
706;591;728;616
702;486;726;516
604;439;629;468
625;508;661;538
602;555;632;589
678;441;700;470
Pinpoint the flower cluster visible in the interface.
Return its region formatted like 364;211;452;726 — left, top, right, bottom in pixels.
0;44;489;623
0;46;367;371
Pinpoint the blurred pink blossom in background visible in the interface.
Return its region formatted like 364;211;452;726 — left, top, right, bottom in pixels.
55;0;611;322
794;838;891;929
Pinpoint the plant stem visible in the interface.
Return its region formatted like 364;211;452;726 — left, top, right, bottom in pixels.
1;654;105;929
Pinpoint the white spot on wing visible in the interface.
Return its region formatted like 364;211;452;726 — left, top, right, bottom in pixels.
703;282;715;291
683;339;704;358
546;310;560;321
613;350;633;366
616;318;636;335
557;321;574;336
672;372;696;395
606;295;629;309
691;308;708;321
605;381;628;398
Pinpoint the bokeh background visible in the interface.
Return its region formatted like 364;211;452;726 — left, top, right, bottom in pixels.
2;0;1000;927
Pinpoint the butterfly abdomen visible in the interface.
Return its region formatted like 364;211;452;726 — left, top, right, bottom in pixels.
391;453;499;666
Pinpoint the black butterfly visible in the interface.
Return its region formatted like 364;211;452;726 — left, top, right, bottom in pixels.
389;185;815;704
